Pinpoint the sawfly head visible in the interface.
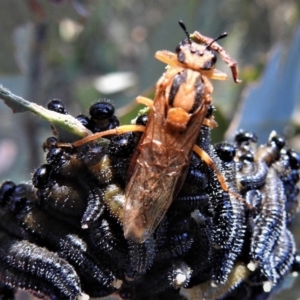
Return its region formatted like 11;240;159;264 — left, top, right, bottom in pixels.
155;21;241;83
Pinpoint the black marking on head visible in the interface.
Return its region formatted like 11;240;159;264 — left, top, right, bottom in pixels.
177;51;186;64
201;59;214;70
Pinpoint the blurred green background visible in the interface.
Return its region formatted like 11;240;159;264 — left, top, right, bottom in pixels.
0;1;300;299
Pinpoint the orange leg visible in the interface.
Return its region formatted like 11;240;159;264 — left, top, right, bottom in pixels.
192;144;228;191
57;118;215;148
58;125;145;148
136;96;153;108
193;144;251;207
202;117;218;128
155;50;181;67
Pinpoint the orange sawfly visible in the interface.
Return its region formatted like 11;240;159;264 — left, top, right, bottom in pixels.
59;21;241;243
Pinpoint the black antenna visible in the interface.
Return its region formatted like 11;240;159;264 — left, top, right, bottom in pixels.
178;20;191;43
206;32;227;49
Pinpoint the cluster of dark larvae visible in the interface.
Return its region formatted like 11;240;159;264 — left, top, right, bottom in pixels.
0;99;300;300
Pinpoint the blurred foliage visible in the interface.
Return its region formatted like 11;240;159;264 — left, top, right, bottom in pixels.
227;25;300;142
0;1;300;299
